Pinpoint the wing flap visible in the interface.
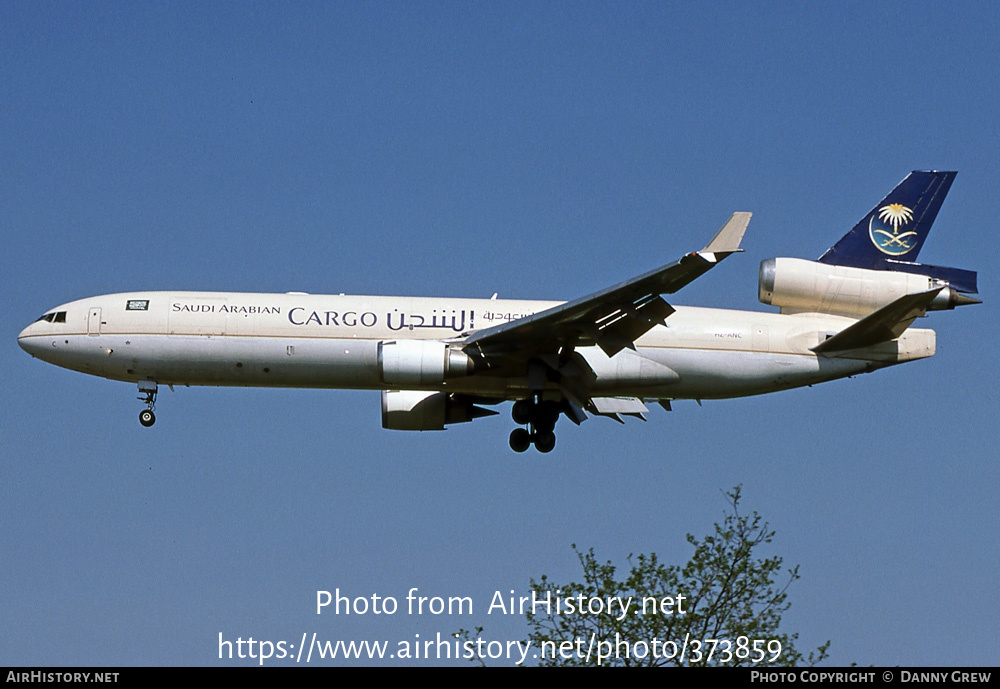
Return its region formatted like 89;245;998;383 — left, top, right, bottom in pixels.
590;396;650;414
588;396;650;423
592;294;676;355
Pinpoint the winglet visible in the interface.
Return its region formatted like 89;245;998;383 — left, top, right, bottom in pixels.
703;212;752;254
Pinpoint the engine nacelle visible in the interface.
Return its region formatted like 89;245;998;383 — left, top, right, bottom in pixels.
759;257;971;316
378;340;473;386
381;390;493;431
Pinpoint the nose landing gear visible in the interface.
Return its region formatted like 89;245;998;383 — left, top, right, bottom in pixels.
508;397;560;453
137;380;157;427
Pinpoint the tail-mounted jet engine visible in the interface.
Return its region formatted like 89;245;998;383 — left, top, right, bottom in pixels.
759;257;979;316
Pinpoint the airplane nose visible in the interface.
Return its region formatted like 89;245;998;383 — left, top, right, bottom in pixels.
18;324;43;357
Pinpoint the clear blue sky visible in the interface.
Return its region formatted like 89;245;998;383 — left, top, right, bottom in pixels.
2;1;997;666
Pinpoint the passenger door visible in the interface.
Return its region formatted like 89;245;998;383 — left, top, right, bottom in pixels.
88;307;102;336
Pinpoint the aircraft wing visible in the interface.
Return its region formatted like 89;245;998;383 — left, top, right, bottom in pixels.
463;212;751;361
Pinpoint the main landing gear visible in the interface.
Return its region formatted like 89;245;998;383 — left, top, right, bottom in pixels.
137;380;157;427
508;398;560;453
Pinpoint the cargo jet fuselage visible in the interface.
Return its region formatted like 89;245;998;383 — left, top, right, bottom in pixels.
18;172;979;452
18;290;933;397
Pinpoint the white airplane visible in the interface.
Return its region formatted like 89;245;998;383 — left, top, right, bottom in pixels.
19;171;979;452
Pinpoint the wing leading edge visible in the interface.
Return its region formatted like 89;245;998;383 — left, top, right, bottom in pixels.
463;212;751;361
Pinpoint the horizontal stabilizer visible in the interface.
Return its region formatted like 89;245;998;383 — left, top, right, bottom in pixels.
812;288;943;354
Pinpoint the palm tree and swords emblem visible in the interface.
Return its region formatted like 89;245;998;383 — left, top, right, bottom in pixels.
869;203;917;255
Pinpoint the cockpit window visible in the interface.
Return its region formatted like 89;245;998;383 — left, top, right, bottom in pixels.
34;311;66;323
35;313;55;323
54;311;66;323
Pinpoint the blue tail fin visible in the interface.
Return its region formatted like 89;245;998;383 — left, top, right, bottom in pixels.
818;171;977;293
819;170;955;266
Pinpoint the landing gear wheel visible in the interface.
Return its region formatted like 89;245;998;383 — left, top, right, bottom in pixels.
534;431;556;453
512;400;533;425
137;381;158;427
509;428;531;453
533;403;559;433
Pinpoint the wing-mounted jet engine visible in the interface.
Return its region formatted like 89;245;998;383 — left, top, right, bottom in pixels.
381;390;498;431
